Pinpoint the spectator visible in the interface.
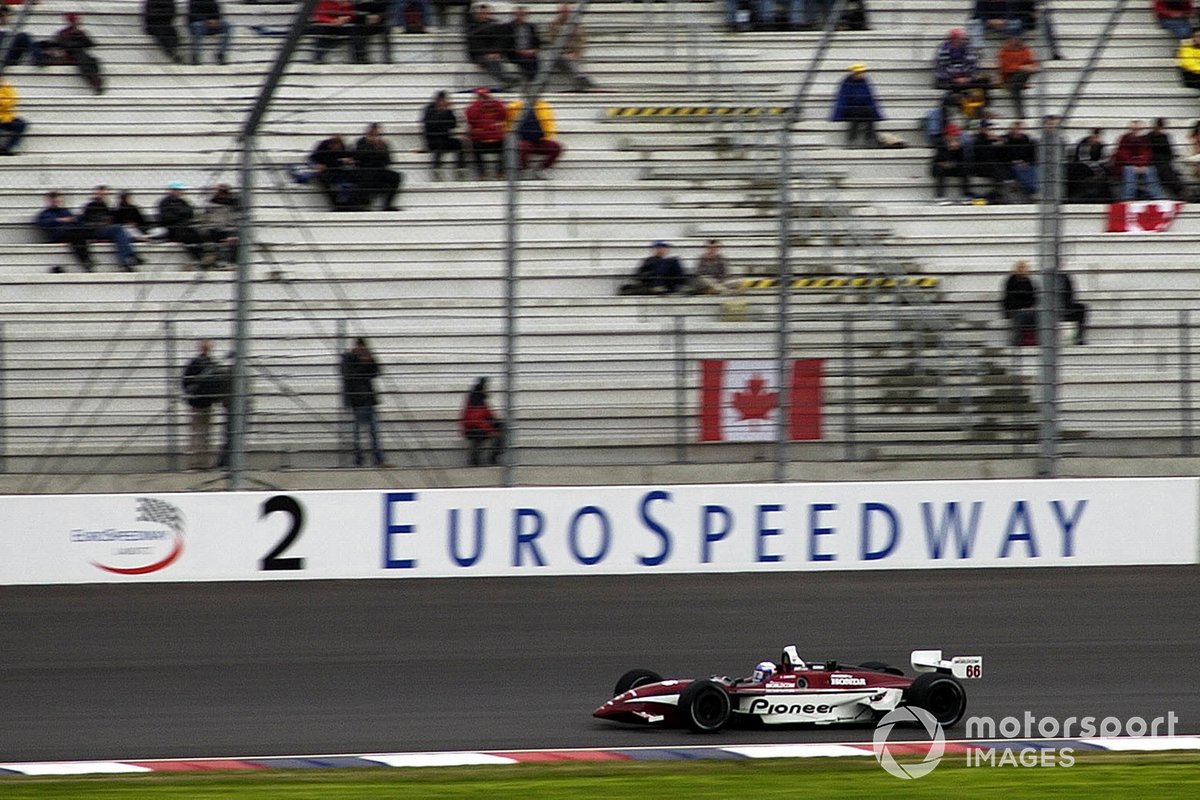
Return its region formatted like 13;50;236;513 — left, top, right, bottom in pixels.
158;180;211;267
422;90;466;179
969;0;1023;52
0;6;42;66
620;241;688;295
145;0;184;63
997;35;1039;119
115;190;159;241
1112;119;1165;200
1001;259;1037;346
465;86;508;179
507;97;563;178
1178;30;1200;89
34;191;94;273
1001;119;1039;200
1185;119;1200;185
357;1;392;62
1056;272;1088;345
459;377;503;466
80;185;143;271
187;0;231;65
181;339;222;470
546;3;594;91
754;0;808;32
967;119;1008;200
353;122;402;211
932;124;972;203
501;6;540;84
829;63;883;149
1148;117;1187;199
0;76;27;156
198;183;240;266
49;12;104;94
1066;128;1113;203
691;239;741;295
1154;0;1194;40
341;336;390;468
309;133;367;210
934;28;988;117
310;0;360;63
391;0;433;34
466;4;516;88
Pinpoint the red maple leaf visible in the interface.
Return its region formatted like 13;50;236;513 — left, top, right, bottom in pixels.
731;374;778;421
1135;203;1169;232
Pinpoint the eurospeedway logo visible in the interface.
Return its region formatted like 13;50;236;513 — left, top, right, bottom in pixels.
873;710;1181;779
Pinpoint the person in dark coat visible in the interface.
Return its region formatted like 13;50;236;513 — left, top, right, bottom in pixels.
79;185;142;270
181;339;223;469
829;63;883;148
1066;128;1112;203
500;5;540;83
353;123;402;210
622;241;688;295
459;377;504;466
1148;117;1187;199
308;133;365;210
931;125;971;202
51;12;104;94
465;4;516;88
1001;259;1037;345
341;337;389;467
34;191;94;272
1056;272;1088;345
187;0;231;65
157;180;210;265
144;0;183;63
1;6;44;66
422;90;466;177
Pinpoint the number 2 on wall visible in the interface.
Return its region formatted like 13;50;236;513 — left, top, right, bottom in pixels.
259;495;306;571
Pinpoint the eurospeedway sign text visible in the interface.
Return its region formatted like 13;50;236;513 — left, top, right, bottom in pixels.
0;478;1195;584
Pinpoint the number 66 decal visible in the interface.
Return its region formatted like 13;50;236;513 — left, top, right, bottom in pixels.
260;495;305;571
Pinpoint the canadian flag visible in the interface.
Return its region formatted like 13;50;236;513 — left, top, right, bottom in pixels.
1105;201;1184;233
699;359;822;442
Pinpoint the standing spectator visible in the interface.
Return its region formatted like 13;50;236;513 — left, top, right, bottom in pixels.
1154;0;1194;40
144;0;183;63
1112;119;1165;200
997;35;1039;120
51;12;104;94
310;0;359;63
465;86;508;179
829;63;883;149
501;6;540;84
1178;30;1200;89
691;239;740;295
1066;128;1113;203
198;183;240;266
356;0;392;63
341;337;389;468
933;28;988;117
1001;259;1037;346
0;76;27;156
1056;272;1088;345
422;90;466;179
546;3;594;91
459;377;503;466
187;0;231;65
466;4;515;88
1001;119;1039;200
932;125;972;203
158;180;210;266
80;185;143;271
507;97;563;178
34;191;94;273
1148;117;1187;199
0;6;42;66
308;133;365;210
621;241;687;295
181;339;221;470
353;123;402;211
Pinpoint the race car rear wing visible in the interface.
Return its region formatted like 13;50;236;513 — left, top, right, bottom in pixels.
911;650;983;679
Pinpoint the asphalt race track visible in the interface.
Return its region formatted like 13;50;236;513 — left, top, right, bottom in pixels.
1;566;1197;762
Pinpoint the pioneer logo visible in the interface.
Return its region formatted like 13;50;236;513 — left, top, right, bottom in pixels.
748;698;834;715
830;674;867;686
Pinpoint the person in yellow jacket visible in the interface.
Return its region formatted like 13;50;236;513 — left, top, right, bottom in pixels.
0;77;28;155
1179;31;1200;90
506;97;564;178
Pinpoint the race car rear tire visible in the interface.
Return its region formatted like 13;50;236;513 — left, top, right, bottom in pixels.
613;669;663;697
858;660;905;676
678;679;731;733
903;672;967;727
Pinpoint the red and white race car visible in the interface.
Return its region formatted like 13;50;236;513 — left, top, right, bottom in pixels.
594;646;982;733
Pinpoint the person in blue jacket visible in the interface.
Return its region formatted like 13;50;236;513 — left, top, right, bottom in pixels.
829;63;883;148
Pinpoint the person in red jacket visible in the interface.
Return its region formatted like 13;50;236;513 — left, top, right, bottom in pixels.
459;377;503;466
1154;0;1194;39
1112;119;1165;200
310;0;361;63
465;87;508;179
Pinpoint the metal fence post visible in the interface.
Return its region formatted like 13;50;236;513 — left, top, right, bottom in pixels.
336;318;347;469
1182;309;1193;456
0;322;6;474
843;310;857;461
674;316;687;463
165;320;178;472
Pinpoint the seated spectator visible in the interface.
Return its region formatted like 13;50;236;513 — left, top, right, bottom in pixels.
1000;120;1038;200
501;6;540;84
459;377;503;466
466;4;516;88
932;124;972;203
691;239;740;295
310;0;360;63
357;1;392;62
0;76;27;156
198;183;240;266
158;180;212;267
969;0;1023;53
46;12;103;94
187;0;231;65
507;97;563;179
35;191;94;273
309;133;368;209
80;185;142;271
422;90;466;179
1056;271;1088;345
933;28;989;117
1001;259;1037;346
546;4;594;92
1149;117;1188;199
829;63;882;149
966;119;1009;200
1112;119;1165;200
1178;30;1200;89
353;123;402;210
0;6;42;66
144;0;184;63
997;35;1039;120
1154;0;1193;40
620;241;688;295
753;0;809;32
465;86;507;179
1066;128;1113;203
115;190;159;241
1185;119;1200;185
390;0;432;34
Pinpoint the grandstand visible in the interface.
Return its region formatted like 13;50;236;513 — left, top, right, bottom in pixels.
1;0;1199;491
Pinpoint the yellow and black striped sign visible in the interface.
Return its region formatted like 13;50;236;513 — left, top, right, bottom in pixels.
605;106;788;118
739;276;941;291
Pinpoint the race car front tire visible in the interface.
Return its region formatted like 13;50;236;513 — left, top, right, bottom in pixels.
678;679;732;733
613;669;663;697
902;672;967;727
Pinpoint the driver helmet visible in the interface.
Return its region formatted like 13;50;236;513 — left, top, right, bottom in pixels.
752;661;776;683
